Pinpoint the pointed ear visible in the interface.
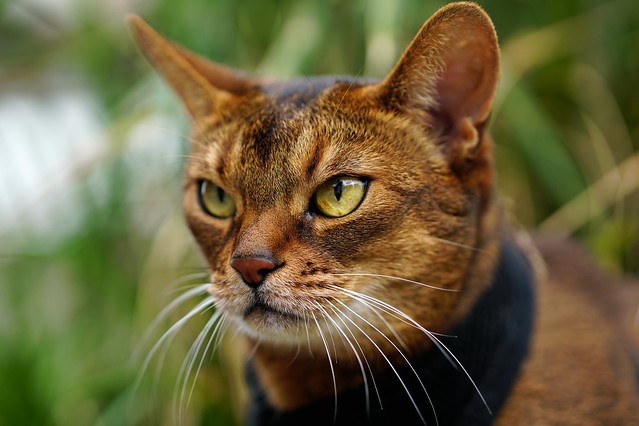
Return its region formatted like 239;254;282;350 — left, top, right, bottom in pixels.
378;2;499;167
127;14;255;119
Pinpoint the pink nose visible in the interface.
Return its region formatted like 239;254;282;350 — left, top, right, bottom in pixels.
231;257;276;287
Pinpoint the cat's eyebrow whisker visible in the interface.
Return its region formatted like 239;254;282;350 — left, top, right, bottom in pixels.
335;70;363;110
333;273;458;292
303;75;319;96
132;120;199;146
189;113;220;151
311;310;338;422
155;154;211;167
138;155;210;171
133;283;211;362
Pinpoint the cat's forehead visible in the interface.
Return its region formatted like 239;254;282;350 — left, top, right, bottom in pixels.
188;75;438;215
188;81;329;208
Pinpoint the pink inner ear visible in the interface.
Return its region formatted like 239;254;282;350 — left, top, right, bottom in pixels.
435;37;496;126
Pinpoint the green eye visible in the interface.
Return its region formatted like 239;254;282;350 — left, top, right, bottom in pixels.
198;180;236;218
314;177;368;218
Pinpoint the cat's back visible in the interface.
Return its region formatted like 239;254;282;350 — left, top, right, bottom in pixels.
497;236;639;425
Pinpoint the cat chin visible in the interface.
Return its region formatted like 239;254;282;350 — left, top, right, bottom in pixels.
231;309;308;345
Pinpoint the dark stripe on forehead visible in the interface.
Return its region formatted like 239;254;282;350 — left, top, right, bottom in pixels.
305;138;325;179
235;109;303;209
214;132;233;180
212;77;379;210
242;108;279;165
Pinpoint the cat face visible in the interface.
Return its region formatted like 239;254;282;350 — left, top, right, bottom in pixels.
181;79;476;343
130;3;501;351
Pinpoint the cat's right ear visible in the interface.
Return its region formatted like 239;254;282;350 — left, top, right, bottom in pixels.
127;15;254;119
375;2;500;172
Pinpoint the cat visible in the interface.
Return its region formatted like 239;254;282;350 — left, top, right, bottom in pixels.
128;2;639;425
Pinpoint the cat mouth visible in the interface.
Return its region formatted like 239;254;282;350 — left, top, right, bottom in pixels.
238;299;311;342
243;300;302;322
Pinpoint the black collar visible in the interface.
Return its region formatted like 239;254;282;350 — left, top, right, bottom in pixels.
246;239;535;425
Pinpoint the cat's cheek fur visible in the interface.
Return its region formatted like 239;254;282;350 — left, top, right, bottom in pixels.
182;183;233;252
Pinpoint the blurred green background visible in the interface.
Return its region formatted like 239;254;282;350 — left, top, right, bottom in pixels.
1;0;638;424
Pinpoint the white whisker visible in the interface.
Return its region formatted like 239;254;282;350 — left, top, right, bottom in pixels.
341;287;458;368
368;304;412;354
304;318;314;357
134;283;211;362
247;339;261;361
426;334;492;415
321;308;340;363
312;310;338;422
326;301;387;413
426;235;484;252
175;311;220;425
330;284;453;340
318;303;372;415
332;285;490;416
333;273;457;292
286;341;302;367
333;298;436;425
136;296;216;388
183;312;226;421
164;273;211;293
210;316;228;355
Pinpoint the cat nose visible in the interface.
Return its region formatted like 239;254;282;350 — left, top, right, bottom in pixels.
231;256;277;287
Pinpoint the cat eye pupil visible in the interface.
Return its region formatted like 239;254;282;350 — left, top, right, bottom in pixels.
333;180;343;201
217;186;225;203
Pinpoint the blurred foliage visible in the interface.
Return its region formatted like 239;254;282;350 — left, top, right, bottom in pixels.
0;0;637;425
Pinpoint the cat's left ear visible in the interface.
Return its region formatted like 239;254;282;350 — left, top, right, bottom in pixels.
127;15;255;119
377;2;499;170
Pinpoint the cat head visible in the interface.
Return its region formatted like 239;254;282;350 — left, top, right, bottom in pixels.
129;2;501;351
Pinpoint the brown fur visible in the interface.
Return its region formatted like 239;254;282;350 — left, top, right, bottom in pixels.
128;2;639;423
496;236;639;424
